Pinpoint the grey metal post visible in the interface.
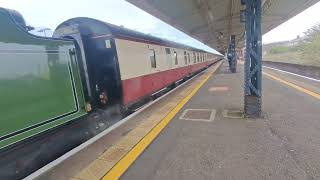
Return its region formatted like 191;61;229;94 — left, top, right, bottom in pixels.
230;35;237;73
227;35;236;73
244;0;262;118
227;42;232;70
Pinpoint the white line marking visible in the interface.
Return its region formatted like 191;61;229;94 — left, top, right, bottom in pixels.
24;64;217;180
263;66;320;82
222;110;244;119
179;109;216;122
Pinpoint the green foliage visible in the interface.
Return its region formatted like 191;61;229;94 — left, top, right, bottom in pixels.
304;24;320;42
269;46;292;54
264;23;320;66
300;34;320;65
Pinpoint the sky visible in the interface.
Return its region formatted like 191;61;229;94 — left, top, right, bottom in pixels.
1;0;320;51
262;1;320;44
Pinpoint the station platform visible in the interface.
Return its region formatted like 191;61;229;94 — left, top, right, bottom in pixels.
30;60;320;180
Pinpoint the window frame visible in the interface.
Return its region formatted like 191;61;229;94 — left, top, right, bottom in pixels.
197;53;200;62
173;51;178;65
184;51;187;65
149;49;157;68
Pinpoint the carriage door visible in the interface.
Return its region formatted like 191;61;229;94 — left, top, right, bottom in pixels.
165;48;172;69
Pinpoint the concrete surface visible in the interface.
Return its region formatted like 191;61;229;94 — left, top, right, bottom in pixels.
263;67;320;95
122;61;320;180
35;62;222;180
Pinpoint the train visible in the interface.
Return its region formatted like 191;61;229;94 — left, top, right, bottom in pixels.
53;17;220;112
0;7;221;178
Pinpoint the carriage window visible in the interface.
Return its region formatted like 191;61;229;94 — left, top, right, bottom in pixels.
184;51;187;65
188;53;191;63
197;53;200;62
173;51;178;65
193;52;196;63
105;40;111;48
165;48;171;54
149;49;156;68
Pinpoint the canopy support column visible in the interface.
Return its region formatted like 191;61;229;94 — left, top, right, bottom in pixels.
244;0;262;118
228;35;237;73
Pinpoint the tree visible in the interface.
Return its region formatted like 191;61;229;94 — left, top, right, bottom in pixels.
304;23;320;42
301;23;320;65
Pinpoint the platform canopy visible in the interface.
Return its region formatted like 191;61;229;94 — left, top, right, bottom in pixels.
126;0;320;53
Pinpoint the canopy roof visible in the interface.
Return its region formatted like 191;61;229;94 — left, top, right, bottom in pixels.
126;0;320;52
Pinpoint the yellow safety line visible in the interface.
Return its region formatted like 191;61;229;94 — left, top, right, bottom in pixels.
102;62;222;180
263;72;320;100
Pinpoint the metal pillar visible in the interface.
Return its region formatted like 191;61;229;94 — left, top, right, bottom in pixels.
228;35;237;73
227;42;232;71
244;0;262;118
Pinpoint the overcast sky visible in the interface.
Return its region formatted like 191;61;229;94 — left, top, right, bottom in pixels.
1;0;320;51
263;1;320;44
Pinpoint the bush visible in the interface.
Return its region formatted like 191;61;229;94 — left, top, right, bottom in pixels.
301;34;320;64
269;46;291;54
264;23;320;66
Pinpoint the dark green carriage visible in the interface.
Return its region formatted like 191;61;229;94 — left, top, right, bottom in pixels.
0;8;87;150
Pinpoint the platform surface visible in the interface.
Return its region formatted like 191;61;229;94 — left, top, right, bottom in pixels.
34;61;320;180
121;62;320;180
34;61;222;180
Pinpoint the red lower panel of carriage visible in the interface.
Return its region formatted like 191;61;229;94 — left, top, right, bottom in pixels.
121;60;217;105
